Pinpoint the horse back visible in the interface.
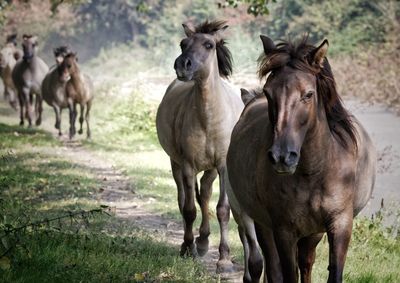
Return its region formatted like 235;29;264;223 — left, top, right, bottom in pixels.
353;118;376;215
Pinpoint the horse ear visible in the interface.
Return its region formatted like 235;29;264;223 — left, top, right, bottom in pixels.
13;51;21;61
182;23;195;37
309;39;329;68
260;35;276;55
240;88;255;105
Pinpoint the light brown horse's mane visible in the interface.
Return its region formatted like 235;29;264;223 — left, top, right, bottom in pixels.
194;20;233;79
258;36;357;150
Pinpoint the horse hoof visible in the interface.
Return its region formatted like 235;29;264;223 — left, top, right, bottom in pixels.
180;242;198;258
78;129;83;135
195;236;209;257
216;259;235;274
58;132;62;137
35;119;41;126
19;121;24;126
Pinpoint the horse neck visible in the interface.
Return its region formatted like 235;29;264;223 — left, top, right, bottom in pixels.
298;108;334;174
69;65;85;91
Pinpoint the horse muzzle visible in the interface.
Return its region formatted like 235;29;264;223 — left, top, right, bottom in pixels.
267;147;299;175
174;54;196;81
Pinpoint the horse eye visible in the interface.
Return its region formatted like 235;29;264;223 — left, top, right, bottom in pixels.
302;91;314;101
205;42;213;49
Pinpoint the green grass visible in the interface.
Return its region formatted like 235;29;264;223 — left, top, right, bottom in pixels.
0;121;212;282
1;80;399;282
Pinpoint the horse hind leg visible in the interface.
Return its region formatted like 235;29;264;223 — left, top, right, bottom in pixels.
216;166;234;273
298;233;323;283
195;169;217;257
78;104;84;135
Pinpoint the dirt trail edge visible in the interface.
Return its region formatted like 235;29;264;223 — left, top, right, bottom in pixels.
53;139;243;283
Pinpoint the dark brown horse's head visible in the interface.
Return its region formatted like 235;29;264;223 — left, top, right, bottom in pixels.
258;35;356;175
21;34;38;61
58;52;78;82
53;45;72;65
174;20;232;81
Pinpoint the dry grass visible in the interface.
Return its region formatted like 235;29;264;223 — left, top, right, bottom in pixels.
332;45;400;113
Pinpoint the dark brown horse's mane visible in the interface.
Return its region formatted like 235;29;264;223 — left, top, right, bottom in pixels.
194;20;233;79
258;36;357;150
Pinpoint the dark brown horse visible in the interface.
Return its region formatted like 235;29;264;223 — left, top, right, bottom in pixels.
12;35;49;127
156;20;243;272
227;36;376;283
41;47;73;136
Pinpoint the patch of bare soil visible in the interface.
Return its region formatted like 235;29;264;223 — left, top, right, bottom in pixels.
46;137;244;282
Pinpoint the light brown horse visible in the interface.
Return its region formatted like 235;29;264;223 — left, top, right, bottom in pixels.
156;20;243;272
0;34;22;110
12;35;49;127
227;36;376;283
59;52;94;139
41;47;73;136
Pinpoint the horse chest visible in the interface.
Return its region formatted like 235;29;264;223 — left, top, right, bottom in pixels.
264;179;326;235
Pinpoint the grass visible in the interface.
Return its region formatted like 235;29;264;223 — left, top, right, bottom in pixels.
0;120;212;282
1;77;399;282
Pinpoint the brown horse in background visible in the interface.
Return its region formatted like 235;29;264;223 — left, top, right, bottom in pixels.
156;20;243;272
227;36;376;282
0;34;22;109
60;52;94;139
12;35;49;127
41;46;73;136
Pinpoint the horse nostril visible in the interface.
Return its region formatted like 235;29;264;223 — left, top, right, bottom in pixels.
267;150;278;165
285;151;299;166
184;58;192;70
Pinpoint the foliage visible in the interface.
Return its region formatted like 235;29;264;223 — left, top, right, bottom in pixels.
220;0;275;16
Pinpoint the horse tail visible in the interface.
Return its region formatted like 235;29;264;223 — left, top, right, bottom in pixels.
195;181;202;207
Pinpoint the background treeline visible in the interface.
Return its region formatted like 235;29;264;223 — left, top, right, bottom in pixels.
0;0;399;108
0;0;398;61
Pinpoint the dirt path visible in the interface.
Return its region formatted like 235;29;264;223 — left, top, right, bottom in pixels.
44;137;244;282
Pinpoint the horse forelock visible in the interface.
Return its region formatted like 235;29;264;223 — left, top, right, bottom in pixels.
193;20;233;78
258;36;358;150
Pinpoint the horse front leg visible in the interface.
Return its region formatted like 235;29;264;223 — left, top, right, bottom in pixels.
18;90;24;126
216;166;233;273
68;100;77;139
180;163;197;258
298;233;324;283
171;160;185;214
22;87;33;127
327;214;353;283
35;94;43;126
53;104;62;136
78;104;84;135
255;223;282;283
274;230;299;283
85;101;92;139
195;169;217;257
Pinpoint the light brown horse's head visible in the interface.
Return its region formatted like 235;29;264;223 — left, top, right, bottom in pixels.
21;34;38;61
258;35;356;175
58;52;78;82
0;45;16;69
53;45;72;65
174;20;232;81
